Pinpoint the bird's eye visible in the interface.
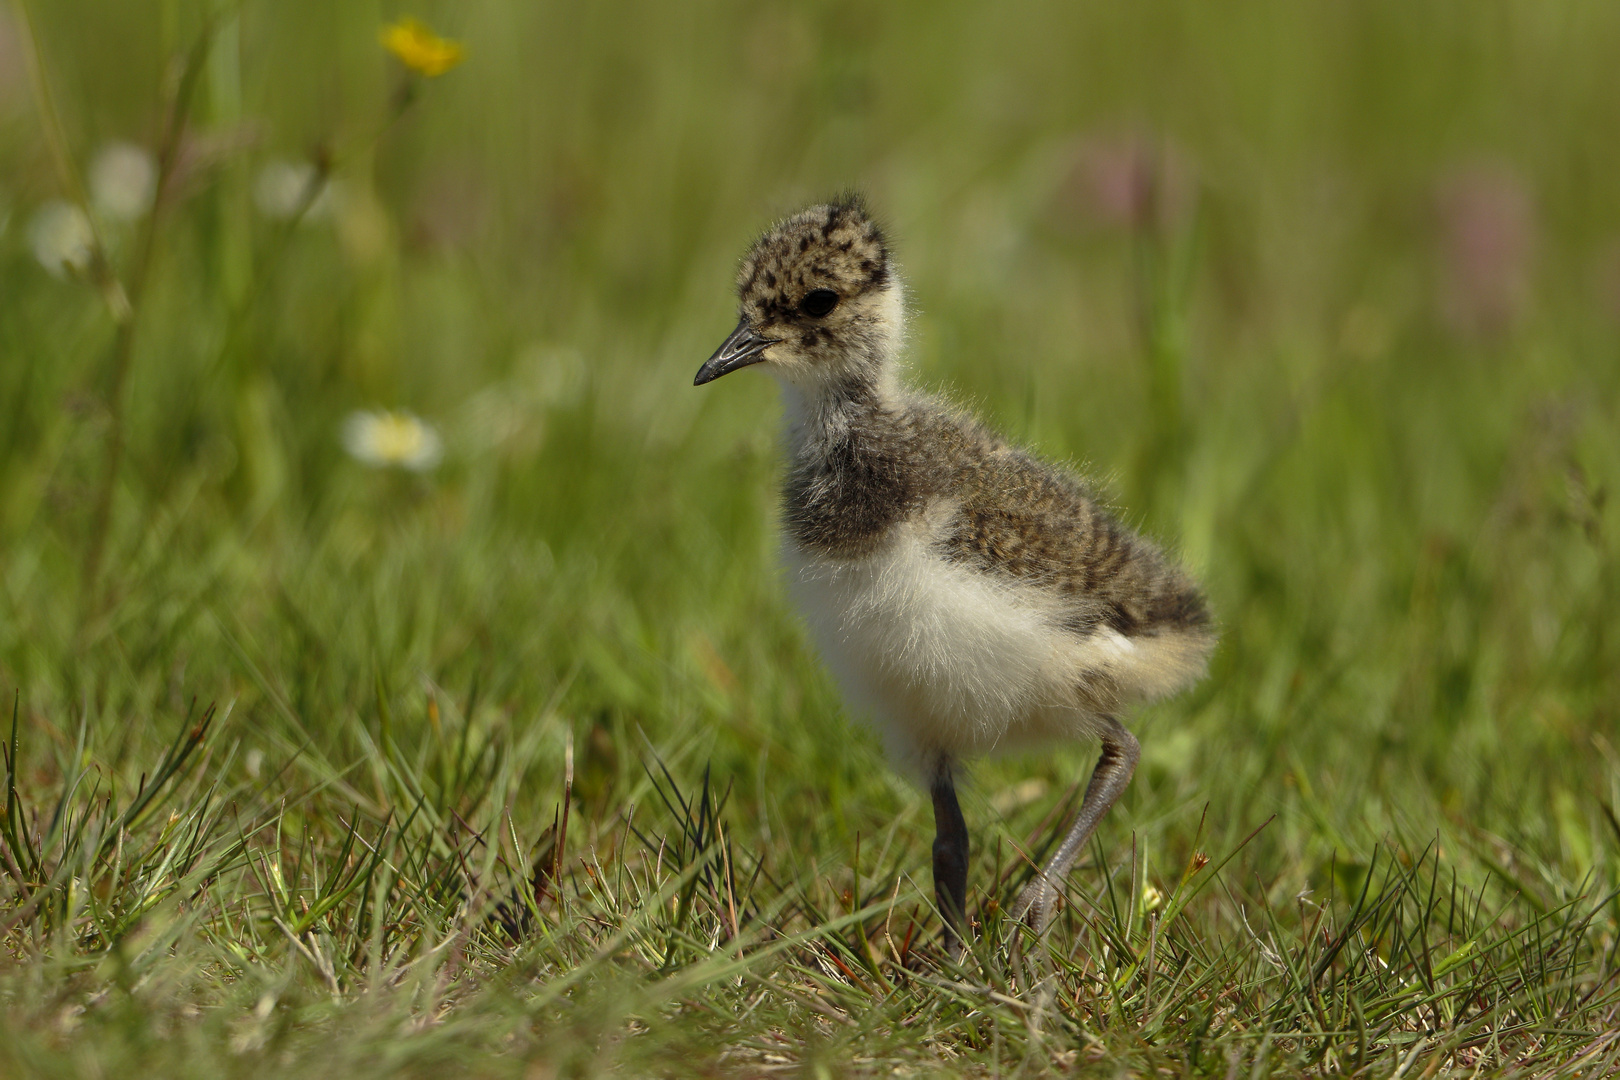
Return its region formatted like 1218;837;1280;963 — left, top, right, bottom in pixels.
799;289;840;318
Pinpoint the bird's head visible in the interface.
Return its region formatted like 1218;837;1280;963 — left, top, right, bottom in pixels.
695;196;902;395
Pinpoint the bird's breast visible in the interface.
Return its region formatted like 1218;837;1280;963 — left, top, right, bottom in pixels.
782;505;1106;760
782;440;920;558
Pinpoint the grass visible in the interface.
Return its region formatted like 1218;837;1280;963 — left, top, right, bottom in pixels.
3;0;1620;1075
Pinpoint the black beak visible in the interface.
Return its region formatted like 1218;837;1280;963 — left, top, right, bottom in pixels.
694;318;775;386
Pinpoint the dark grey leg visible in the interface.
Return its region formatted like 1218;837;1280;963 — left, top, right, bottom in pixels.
930;759;970;957
1009;718;1140;934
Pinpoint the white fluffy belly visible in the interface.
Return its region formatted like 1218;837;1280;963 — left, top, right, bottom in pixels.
784;516;1128;768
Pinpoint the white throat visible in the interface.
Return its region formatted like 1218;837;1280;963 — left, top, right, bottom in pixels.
772;286;909;451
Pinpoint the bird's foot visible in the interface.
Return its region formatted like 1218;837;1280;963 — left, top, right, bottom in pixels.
1008;874;1061;935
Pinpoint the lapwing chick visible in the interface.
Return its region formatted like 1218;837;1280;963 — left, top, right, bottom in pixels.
695;197;1215;953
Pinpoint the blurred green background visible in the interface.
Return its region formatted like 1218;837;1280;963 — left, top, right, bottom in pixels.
7;0;1620;893
2;0;1619;1071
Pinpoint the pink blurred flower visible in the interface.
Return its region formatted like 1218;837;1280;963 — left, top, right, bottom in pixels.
1056;132;1196;235
1592;241;1620;325
1435;163;1535;337
0;10;25;113
408;168;487;252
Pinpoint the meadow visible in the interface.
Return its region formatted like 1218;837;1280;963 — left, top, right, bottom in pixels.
2;1;1619;1075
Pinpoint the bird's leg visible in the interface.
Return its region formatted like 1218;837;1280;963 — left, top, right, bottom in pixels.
930;758;970;958
1009;717;1140;934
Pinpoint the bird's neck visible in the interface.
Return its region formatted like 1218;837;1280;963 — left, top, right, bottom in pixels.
776;284;909;456
775;362;901;461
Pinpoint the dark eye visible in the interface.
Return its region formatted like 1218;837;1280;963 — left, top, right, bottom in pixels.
799;289;840;318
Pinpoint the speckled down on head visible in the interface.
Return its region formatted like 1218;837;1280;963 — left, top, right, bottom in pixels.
700;196;905;394
694;195;1216;953
737;198;891;316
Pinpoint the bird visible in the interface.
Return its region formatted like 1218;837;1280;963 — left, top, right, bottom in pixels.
693;195;1215;953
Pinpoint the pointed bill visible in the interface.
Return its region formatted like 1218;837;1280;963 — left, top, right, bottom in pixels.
694;318;775;385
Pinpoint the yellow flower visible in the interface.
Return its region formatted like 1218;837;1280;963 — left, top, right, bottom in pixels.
381;17;465;77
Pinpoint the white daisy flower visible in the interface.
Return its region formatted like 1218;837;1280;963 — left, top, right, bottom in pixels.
89;142;157;221
28;200;94;278
253;159;338;221
342;409;443;471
